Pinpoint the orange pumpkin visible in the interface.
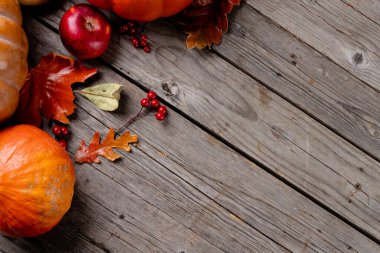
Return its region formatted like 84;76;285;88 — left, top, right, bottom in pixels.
0;0;29;123
0;125;75;237
88;0;192;22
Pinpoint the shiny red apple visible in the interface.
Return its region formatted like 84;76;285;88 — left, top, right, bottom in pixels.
59;4;111;60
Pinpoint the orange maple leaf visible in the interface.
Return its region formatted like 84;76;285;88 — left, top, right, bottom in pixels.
15;53;97;126
177;0;241;49
75;128;138;164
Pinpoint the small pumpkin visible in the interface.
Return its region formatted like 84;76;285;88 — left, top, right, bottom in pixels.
0;125;75;237
88;0;192;22
0;0;28;123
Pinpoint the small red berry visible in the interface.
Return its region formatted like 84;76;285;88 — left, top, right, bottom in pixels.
140;98;150;107
147;91;157;100
155;112;165;121
52;125;62;136
141;35;148;42
58;139;68;149
150;99;160;108
143;46;151;53
61;126;69;137
157;106;167;115
132;40;140;48
140;40;148;47
127;22;135;28
129;28;136;35
119;25;128;34
130;36;136;42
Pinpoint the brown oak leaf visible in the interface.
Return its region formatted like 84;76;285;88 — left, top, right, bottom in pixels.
15;53;97;126
177;0;241;49
75;128;138;164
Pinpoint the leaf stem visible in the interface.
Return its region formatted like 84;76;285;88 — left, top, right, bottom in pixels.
117;107;147;133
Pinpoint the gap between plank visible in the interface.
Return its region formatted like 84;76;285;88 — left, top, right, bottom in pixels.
33;16;380;246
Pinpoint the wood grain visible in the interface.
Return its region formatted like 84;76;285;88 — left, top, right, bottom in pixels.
0;237;32;253
245;0;380;91
340;0;380;26
67;121;287;253
31;0;380;241
217;2;380;159
0;220;108;253
15;18;380;252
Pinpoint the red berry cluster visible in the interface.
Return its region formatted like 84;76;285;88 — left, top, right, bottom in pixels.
130;35;150;53
118;22;137;35
141;91;168;121
118;90;168;132
52;125;70;150
119;22;151;53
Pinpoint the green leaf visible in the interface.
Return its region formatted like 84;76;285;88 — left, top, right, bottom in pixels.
77;83;123;111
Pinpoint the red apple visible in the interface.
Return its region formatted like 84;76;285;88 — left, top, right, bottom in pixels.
59;4;111;60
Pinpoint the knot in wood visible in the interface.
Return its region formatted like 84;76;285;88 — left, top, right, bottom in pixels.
349;49;367;67
162;81;179;97
352;52;364;66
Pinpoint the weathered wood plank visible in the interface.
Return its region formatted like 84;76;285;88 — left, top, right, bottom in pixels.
31;1;380;240
217;2;380;159
21;19;380;252
0;237;31;253
341;0;380;25
67;125;286;253
57;158;230;253
245;0;380;91
1;218;108;253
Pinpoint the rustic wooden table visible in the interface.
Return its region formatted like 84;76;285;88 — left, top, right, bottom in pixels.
2;0;380;252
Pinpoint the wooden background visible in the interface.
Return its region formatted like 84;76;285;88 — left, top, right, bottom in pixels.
1;0;380;252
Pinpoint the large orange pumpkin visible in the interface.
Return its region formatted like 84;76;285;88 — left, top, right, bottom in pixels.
0;125;75;237
88;0;192;22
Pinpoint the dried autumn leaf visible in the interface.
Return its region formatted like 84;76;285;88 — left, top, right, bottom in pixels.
15;53;97;126
76;83;123;111
177;0;241;49
75;128;138;164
